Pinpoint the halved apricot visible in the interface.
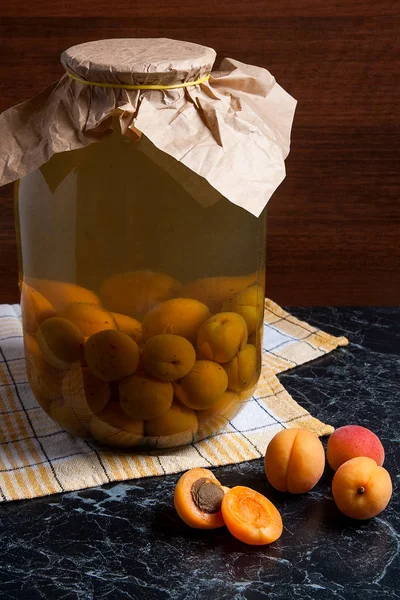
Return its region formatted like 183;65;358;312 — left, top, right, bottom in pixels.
174;467;226;529
221;486;283;545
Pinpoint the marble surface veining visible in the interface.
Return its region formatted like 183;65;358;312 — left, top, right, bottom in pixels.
0;308;399;600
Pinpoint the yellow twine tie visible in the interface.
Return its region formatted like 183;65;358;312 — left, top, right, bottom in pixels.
66;70;210;90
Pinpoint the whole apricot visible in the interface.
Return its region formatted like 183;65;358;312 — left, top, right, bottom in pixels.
332;457;392;519
37;317;84;369
21;283;56;333
24;335;63;409
61;302;117;337
49;398;89;438
119;373;173;420
84;329;140;382
90;404;144;448
111;312;142;345
142;334;196;381
181;273;257;313
197;390;241;422
145;401;198;444
25;277;101;313
173;360;228;410
197;312;248;363
62;367;110;423
222;285;264;335
100;270;181;319
142;297;211;343
223;344;257;392
327;425;385;471
264;428;325;493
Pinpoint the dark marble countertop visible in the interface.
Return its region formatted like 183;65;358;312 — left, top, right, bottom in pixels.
0;307;399;600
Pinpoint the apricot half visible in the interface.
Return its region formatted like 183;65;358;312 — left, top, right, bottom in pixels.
327;425;385;471
223;344;257;392
181;273;257;313
142;297;211;343
222;285;264;335
197;312;248;363
142;334;196;381
174;467;226;529
25;278;101;313
174;360;228;410
21;283;56;333
332;457;392;519
119;373;173;420
37;317;84;369
61;303;117;337
84;329;140;382
264;428;325;493
100;270;181;319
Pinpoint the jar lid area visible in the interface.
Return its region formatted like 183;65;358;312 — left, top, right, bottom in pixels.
61;38;216;86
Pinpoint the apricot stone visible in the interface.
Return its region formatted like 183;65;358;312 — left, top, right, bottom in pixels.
90;404;144;448
181;273;257;313
223;344;257;392
62;367;110;423
264;428;325;493
21;283;56;333
100;270;181;319
111;312;142;345
142;334;196;381
142;298;211;343
25;278;101;313
173;360;228;410
84;329;140;382
37;317;84;369
327;425;385;471
119;373;173;420
61;303;117;337
332;456;392;519
222;285;264;335
197;312;248;363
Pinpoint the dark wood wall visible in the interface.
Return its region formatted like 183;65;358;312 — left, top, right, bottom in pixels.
1;0;399;305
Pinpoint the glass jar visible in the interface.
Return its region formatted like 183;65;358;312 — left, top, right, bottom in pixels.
15;120;267;449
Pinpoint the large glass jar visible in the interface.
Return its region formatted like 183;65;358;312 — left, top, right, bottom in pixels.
15;121;267;449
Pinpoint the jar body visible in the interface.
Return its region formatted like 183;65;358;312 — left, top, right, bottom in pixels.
15;124;266;449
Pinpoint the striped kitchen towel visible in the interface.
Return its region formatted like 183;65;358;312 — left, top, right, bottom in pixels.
0;300;348;501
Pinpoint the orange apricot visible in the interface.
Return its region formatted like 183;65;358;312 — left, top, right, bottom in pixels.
90;403;144;448
141;297;211;343
173;360;228;410
222;284;264;335
100;270;181;319
221;486;283;545
174;468;226;529
21;282;56;333
181;273;257;313
84;329;140;382
145;401;198;446
264;428;325;493
197;312;248;363
61;302;117;337
24;335;63;410
142;334;196;381
327;425;385;471
223;344;257;392
37;317;84;369
49;398;90;438
119;373;173;420
111;312;142;345
62;367;110;423
332;456;392;520
25;278;101;313
197;390;241;422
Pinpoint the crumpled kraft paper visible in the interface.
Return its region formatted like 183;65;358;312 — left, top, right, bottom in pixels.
0;38;296;217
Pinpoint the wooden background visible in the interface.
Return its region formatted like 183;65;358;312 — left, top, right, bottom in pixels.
0;0;399;305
